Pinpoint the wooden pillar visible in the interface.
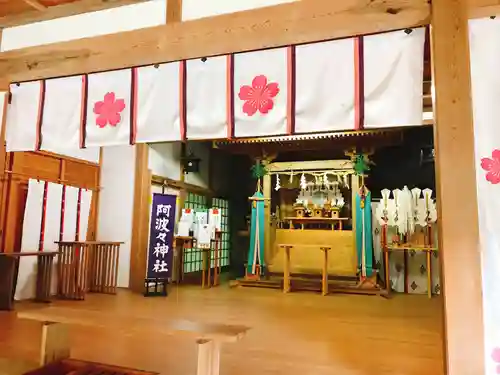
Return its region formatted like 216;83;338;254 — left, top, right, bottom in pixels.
431;1;485;374
129;144;151;293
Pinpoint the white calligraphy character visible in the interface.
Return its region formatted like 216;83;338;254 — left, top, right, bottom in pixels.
156;232;167;242
153;243;169;258
155;217;170;232
153;259;168;273
156;204;172;217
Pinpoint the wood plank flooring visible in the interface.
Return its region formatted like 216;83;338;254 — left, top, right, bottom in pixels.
0;286;444;375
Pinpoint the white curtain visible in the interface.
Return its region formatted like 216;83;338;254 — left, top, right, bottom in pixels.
295;38;355;133
363;28;425;128
5;81;42;152
233;47;288;138
41;76;84;154
186;56;228;140
135;63;182;143
469;17;500;374
85;69;132;147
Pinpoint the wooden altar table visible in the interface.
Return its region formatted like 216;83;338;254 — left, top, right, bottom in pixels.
383;245;438;299
18;306;250;375
0;251;59;311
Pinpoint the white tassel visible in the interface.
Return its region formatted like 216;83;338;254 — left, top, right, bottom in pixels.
275;174;281;191
300;174;307;190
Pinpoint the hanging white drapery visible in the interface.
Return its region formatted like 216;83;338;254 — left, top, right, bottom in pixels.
469;17;500;374
363;28;425;128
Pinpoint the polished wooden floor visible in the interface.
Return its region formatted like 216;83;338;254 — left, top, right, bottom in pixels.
0;286;444;375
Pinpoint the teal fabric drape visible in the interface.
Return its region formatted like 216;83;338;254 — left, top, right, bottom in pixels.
355;190;374;277
247;191;266;274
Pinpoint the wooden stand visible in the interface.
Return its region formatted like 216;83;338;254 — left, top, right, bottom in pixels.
381;224;437;298
143;278;168;297
0;251;59;310
56;241;122;300
173;236;193;283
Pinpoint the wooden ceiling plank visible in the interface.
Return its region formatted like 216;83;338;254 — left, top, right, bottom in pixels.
22;0;47;12
0;0;431;83
0;0;150;28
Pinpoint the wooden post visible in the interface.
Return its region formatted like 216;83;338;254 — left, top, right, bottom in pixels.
320;246;330;296
431;0;485;374
40;322;70;366
129;144;150;293
280;244;292;293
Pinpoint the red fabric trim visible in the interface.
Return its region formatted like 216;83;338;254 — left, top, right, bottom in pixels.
75;188;82;241
35;81;46;151
79;75;89;149
38;182;49;252
179;61;187;141
286;46;296;135
354;36;365;130
226;54;235;139
59;185;66;242
130;67;138;145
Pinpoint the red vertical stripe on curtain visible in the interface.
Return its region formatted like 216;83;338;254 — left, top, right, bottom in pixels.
59;185;66;242
286;46;296;135
179;61;187;141
354;36;365;130
79;75;89;149
130;67;138;145
35;81;46;151
75;188;82;241
38;181;49;251
226;54;235;139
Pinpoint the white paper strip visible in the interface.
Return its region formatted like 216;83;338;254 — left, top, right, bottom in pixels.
63;186;79;242
233;48;287;138
15;180;44;301
186;56;228;140
44;183;63;295
295;38;355;133
469;17;500;375
86;69;132;147
363;28;425;128
135;63;182;143
5;82;42;152
79;189;93;241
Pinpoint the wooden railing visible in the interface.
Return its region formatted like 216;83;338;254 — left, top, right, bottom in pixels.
56;241;123;300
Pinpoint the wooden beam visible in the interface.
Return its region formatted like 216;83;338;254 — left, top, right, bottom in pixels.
0;0;430;83
468;0;500;19
22;0;47;12
0;0;151;28
431;0;485;374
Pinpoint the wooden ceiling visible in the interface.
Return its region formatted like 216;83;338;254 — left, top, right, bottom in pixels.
0;0;149;27
0;0;78;17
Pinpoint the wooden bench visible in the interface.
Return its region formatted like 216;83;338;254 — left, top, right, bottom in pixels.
18;306;250;375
